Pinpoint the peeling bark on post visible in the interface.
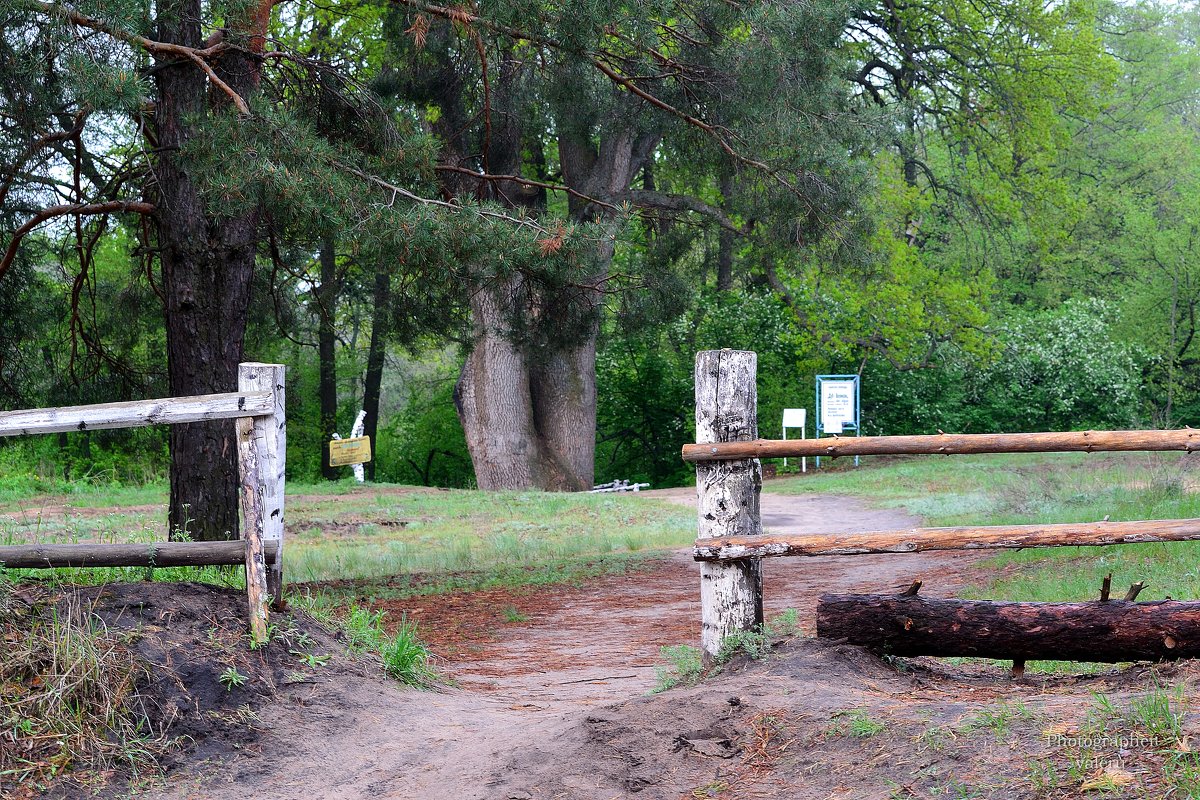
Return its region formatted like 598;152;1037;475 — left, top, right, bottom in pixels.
238;363;286;609
696;350;763;659
237;415;269;645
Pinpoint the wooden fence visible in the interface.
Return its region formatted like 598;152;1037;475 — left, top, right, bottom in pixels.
0;362;286;644
689;349;1200;658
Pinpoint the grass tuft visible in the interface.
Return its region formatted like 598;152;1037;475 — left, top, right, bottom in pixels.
341;605;436;687
0;585;171;788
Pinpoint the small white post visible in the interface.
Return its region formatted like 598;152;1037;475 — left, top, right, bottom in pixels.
696;350;763;660
350;409;366;483
238;363;286;611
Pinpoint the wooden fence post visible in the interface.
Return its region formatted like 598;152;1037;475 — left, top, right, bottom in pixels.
237;363;286;643
695;350;763;659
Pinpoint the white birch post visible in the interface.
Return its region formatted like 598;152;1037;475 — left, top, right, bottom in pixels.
696;349;763;659
238;363;286;611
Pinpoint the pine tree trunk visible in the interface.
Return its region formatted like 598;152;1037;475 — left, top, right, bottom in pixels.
716;173;734;291
317;238;339;480
154;0;263;541
362;263;390;482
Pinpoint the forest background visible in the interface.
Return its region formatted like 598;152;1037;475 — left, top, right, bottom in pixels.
0;0;1194;500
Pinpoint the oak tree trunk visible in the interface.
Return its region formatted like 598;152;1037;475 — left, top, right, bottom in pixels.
453;276;597;491
154;0;263;541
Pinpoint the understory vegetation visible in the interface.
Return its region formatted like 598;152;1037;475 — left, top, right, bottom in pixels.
0;584;169;788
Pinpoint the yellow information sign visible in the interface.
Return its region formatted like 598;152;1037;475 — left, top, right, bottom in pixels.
329;436;372;467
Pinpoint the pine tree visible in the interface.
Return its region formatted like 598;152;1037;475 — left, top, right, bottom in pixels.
382;0;875;489
0;0;579;533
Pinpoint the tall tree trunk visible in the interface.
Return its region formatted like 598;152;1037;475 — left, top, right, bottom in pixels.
155;0;264;541
716;172;735;291
317;238;339;480
453;276;595;491
362;263;390;482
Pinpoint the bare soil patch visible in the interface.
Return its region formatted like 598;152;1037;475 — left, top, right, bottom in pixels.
10;490;1193;799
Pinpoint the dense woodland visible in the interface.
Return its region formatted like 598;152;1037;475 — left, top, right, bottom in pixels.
0;0;1196;523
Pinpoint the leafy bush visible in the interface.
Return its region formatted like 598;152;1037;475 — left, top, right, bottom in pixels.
863;299;1149;435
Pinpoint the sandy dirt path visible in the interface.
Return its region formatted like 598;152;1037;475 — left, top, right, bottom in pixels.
145;489;991;800
419;488;983;712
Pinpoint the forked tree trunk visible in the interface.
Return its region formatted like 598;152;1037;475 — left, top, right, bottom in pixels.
155;0;265;541
453;277;597;491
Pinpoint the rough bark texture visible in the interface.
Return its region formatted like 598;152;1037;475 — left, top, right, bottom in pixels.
317;238;339;480
816;594;1200;663
695;349;763;659
693;518;1200;561
362;263;390;482
154;0;265;541
681;428;1200;462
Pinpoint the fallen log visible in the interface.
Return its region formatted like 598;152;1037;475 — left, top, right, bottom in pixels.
816;592;1200;663
693;518;1200;561
0;540;279;569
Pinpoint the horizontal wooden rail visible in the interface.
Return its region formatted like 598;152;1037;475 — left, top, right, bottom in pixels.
0;540;279;569
0;391;275;437
681;429;1200;462
693;518;1200;561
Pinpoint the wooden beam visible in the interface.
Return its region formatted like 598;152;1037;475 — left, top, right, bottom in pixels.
694;518;1200;561
239;363;286;609
816;593;1200;663
696;349;764;660
0;540;278;569
0;391;274;437
681;429;1200;462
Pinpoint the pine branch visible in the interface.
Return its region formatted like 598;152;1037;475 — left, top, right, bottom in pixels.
390;0;818;216
626;189;750;235
25;0;251;114
434;165;621;212
0;201;155;283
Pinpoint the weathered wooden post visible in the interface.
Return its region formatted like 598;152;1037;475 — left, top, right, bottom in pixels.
695;350;763;659
237;363;286;644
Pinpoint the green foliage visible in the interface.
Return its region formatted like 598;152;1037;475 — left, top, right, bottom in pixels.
374;363;473;488
342;605;435;687
863;299;1149;435
217;666;248;691
652;644;704;693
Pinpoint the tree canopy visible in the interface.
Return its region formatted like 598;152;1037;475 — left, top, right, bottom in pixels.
2;0;1197;495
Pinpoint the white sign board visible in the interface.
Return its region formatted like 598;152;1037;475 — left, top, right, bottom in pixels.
782;408;806;429
820;380;856;431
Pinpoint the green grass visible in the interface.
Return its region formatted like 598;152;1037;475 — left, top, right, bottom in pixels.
0;584;172;787
827;709;887;738
296;597;436;687
1;482;694;595
771;451;1200;673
